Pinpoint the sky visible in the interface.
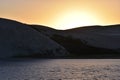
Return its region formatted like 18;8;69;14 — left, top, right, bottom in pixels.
0;0;120;29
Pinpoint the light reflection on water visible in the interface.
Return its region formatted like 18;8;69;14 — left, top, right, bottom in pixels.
0;59;120;80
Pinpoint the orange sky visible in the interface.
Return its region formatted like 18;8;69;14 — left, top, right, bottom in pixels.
0;0;120;29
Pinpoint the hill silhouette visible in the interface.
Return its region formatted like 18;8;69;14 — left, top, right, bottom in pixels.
0;18;68;58
31;22;120;58
0;18;120;58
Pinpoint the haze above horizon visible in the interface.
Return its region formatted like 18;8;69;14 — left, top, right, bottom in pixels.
0;0;120;30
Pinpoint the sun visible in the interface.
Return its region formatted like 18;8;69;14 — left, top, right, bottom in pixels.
54;11;102;29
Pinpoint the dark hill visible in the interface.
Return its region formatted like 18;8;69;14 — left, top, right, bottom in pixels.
1;18;120;58
0;18;68;58
31;23;120;58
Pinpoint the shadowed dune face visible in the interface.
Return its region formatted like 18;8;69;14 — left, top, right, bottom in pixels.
0;18;120;58
31;23;120;58
0;18;68;58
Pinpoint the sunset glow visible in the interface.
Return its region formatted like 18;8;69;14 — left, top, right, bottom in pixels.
55;11;102;29
0;0;120;29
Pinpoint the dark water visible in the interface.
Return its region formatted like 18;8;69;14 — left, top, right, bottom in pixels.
0;59;120;80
